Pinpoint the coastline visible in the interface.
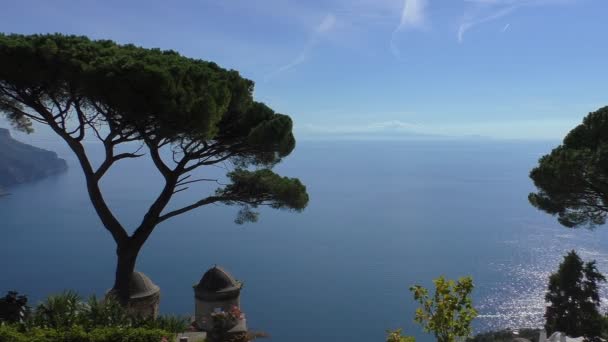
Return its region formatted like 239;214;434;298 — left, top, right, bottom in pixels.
0;127;68;190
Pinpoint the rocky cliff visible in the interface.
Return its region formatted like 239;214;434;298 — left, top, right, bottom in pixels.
0;128;67;189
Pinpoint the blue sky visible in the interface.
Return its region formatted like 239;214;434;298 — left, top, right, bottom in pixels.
1;0;607;139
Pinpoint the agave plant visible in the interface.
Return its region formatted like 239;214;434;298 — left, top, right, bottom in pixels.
81;295;130;329
11;290;189;337
135;314;190;334
31;291;85;329
153;315;190;333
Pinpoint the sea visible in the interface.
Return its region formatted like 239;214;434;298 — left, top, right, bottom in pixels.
2;136;608;342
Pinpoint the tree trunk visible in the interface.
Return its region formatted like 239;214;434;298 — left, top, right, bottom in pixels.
112;242;141;305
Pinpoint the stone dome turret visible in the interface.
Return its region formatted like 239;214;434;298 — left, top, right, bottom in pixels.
193;266;246;333
129;271;160;299
105;271;160;319
195;266;241;301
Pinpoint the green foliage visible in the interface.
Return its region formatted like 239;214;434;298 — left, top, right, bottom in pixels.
410;276;478;342
220;169;309;224
0;34;243;139
129;314;189;334
0;33;299;166
27;326;89;342
529;106;608;228
0;324;27;342
386;329;416;342
544;250;605;339
80;295;129;330
31;291;85;329
87;327;170;342
0;325;170;342
14;291;186;335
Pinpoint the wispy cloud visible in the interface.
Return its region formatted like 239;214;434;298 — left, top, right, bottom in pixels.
458;0;572;43
390;0;429;58
397;0;429;30
458;3;519;43
266;13;336;79
316;13;337;33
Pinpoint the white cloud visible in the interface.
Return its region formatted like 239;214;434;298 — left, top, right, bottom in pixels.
391;0;429;58
316;13;337;33
397;0;429;30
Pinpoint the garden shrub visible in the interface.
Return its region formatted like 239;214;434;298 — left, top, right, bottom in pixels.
89;327;170;342
0;324;27;342
0;325;171;342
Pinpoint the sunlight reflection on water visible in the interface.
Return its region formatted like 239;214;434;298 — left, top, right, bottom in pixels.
476;224;608;332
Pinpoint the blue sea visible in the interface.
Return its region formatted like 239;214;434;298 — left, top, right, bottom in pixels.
2;137;608;342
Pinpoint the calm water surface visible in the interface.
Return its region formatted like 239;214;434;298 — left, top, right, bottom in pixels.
2;138;608;342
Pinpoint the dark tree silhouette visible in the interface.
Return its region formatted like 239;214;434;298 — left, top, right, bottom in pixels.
529;106;608;228
0;34;309;304
0;291;29;324
545;250;605;338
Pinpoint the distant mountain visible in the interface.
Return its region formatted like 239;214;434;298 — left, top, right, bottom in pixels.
0;128;67;192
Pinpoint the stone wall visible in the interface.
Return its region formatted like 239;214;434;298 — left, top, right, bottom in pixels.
127;292;160;319
194;297;240;331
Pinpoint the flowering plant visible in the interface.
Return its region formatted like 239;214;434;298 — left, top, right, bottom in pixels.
210;306;244;332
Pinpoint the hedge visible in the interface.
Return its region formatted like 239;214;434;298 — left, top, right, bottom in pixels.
0;324;172;342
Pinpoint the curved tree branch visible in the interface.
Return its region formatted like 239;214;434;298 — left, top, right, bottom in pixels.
157;196;224;224
15;91;129;244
